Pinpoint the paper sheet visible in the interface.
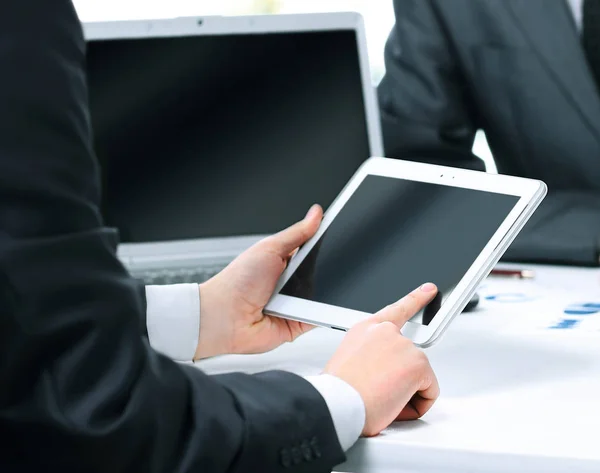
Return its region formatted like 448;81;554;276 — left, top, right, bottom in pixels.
478;275;600;334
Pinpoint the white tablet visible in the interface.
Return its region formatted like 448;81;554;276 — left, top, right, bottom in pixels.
265;157;547;348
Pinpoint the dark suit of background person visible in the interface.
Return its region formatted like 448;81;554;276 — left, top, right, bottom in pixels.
0;1;345;471
378;0;600;266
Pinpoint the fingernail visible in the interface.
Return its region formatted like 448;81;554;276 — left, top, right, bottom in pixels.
420;283;437;292
305;204;320;219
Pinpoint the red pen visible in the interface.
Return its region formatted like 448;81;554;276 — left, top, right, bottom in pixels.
490;268;535;279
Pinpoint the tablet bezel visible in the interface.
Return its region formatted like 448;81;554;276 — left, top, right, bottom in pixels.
265;157;546;347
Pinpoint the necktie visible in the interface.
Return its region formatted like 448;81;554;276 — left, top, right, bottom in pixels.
583;0;600;92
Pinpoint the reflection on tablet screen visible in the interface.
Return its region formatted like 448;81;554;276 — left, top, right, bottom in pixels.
281;175;518;325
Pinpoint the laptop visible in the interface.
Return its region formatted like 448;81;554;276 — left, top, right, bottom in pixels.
83;13;383;285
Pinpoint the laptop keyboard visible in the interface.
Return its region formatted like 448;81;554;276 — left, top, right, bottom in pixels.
134;265;226;285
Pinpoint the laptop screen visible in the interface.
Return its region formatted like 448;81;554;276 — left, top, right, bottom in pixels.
86;30;372;243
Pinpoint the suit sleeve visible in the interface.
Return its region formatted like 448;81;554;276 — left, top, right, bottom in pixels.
378;0;485;171
503;190;600;266
0;2;345;473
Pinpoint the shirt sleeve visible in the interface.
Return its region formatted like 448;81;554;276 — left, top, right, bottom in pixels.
145;284;200;361
304;374;366;451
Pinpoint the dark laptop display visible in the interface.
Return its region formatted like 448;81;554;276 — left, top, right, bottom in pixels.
86;30;372;243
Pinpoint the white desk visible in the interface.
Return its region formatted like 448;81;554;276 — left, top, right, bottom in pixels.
198;264;600;472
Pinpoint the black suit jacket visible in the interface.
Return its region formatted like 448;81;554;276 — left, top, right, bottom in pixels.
379;0;600;265
0;2;344;472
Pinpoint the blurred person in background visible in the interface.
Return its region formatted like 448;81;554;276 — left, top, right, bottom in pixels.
379;0;600;266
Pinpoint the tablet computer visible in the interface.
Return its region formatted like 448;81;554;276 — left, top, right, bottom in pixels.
264;157;547;347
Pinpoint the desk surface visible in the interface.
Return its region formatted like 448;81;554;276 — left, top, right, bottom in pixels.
198;264;600;473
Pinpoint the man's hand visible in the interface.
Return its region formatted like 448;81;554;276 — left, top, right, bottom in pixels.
194;205;323;359
325;283;440;436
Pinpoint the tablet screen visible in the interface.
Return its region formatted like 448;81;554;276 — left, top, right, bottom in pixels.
280;175;519;324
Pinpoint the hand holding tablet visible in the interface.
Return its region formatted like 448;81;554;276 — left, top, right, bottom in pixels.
266;157;547;347
199;202;442;434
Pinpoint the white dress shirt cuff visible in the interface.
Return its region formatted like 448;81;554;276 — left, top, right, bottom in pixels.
145;284;200;362
304;374;366;451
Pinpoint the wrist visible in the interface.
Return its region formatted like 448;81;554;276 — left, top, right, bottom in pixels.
195;281;230;360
